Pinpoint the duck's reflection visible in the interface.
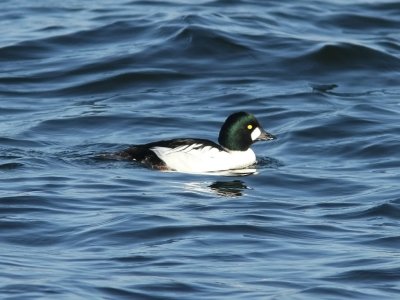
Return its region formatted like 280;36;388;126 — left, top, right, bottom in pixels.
183;179;249;197
208;180;249;197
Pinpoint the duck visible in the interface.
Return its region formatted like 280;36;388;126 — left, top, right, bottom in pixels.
117;112;276;173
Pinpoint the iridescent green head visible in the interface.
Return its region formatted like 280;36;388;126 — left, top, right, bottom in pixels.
218;112;276;151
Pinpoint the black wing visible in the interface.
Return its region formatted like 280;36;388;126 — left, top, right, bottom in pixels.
116;138;223;170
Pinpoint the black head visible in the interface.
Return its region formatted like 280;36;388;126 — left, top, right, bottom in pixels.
218;112;276;151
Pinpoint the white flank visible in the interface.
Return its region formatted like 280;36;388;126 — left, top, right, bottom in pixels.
151;144;256;173
251;127;261;141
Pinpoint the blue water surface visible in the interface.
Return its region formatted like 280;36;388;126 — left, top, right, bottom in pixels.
1;0;400;299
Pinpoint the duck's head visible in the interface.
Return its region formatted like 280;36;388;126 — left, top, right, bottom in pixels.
218;112;276;151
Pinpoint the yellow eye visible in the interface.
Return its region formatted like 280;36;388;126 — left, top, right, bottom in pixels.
247;124;253;130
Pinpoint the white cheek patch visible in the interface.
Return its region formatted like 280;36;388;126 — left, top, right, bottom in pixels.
251;127;261;141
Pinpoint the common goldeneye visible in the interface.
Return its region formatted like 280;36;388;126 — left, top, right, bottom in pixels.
117;112;276;173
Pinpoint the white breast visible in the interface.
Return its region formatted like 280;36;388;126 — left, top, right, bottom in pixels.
151;144;256;173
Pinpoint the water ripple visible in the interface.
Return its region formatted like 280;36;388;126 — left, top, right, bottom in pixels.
1;0;400;299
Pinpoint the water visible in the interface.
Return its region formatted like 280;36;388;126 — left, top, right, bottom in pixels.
1;0;400;299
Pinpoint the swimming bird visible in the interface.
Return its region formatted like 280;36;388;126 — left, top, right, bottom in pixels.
117;112;276;173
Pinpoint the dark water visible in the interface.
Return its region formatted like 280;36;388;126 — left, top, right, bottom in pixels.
1;0;400;299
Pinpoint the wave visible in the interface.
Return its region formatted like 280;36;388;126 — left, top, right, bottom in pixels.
287;42;400;75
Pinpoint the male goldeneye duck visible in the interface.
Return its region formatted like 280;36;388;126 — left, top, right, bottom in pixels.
118;112;276;173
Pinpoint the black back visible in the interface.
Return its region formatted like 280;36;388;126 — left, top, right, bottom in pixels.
117;138;224;169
